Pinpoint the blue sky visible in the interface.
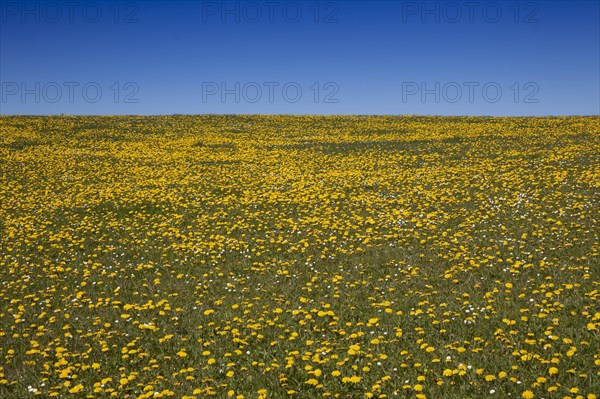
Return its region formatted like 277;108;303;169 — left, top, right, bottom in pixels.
1;0;598;115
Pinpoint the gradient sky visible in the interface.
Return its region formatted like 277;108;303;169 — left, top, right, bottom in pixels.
1;0;598;115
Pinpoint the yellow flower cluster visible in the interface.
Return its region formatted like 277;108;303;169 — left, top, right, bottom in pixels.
0;115;598;398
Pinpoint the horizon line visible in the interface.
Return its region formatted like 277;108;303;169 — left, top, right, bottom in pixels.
2;114;599;118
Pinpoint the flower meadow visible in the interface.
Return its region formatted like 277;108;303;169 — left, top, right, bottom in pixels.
0;115;598;399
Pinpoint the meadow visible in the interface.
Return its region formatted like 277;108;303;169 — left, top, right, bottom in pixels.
0;115;598;398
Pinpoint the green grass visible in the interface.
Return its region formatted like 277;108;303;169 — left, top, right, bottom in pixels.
0;115;598;399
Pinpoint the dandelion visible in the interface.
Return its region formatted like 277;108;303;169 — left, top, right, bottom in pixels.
68;384;84;393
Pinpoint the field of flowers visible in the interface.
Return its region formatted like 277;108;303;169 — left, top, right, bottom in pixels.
0;115;598;398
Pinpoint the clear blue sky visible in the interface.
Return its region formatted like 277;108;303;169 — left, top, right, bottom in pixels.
1;0;598;115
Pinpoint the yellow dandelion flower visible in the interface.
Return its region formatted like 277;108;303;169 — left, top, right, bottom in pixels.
522;390;534;399
68;384;84;394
